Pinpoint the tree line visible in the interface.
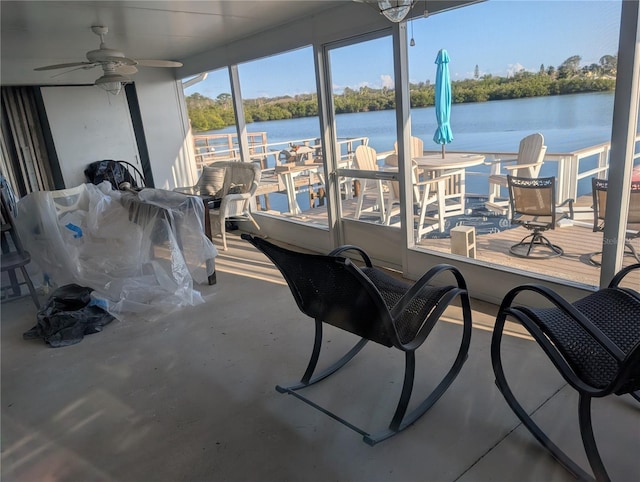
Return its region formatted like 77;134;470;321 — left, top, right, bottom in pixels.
186;54;617;132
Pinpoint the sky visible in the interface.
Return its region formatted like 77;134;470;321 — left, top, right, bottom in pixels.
184;0;622;100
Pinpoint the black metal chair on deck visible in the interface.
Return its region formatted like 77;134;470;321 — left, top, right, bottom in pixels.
507;175;574;258
242;234;472;445
491;263;640;482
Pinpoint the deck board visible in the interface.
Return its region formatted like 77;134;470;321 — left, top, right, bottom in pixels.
253;193;639;289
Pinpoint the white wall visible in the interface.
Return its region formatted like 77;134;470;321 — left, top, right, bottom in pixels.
133;69;198;190
37;72;197;191
41;86;141;188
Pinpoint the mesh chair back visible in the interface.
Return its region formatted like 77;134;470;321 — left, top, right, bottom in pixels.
592;177;640;232
508;176;556;220
246;236;393;346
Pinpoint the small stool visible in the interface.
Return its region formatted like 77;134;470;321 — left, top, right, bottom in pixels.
450;225;476;259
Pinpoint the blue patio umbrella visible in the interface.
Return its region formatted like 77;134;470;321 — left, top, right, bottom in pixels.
433;49;453;158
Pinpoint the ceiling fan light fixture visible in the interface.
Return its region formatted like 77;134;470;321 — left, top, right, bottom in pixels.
378;0;414;22
95;72;130;95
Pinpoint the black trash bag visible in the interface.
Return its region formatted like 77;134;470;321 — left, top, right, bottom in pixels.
85;160;138;190
23;284;115;348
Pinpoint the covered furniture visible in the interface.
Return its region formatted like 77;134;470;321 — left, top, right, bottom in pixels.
175;161;261;250
507;175;574;258
589;177;640;265
16;183;216;320
491;263;640;482
1;187;40;308
486;133;547;213
242;234;472;445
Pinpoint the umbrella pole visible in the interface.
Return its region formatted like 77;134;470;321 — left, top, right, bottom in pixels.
441;144;445;159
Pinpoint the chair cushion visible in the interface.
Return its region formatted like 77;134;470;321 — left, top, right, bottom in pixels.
516;288;640;394
200;167;226;196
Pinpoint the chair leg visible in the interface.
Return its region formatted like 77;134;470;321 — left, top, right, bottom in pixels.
491;312;594;481
579;394;611;482
20;266;40;309
277;319;369;392
510;232;563;259
220;216;227;251
365;291;473;446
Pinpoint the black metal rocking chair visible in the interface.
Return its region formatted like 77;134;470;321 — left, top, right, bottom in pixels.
491;263;640;482
242;234;472;445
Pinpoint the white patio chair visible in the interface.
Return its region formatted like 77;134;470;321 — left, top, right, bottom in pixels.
353;145;399;224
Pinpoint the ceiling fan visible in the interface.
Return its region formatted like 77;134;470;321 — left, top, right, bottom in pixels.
34;26;183;94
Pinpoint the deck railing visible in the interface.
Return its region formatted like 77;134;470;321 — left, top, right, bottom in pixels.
192;132;640;215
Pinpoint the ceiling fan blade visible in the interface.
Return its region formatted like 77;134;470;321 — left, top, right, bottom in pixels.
98;56;138;66
34;62;96;71
136;59;183;68
116;65;138;75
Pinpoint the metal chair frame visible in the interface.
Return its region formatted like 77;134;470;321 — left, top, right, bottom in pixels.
507;175;574;259
242;234;472;445
491;263;640;482
589;177;640;266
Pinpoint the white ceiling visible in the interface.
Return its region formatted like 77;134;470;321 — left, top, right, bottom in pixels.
0;1;349;66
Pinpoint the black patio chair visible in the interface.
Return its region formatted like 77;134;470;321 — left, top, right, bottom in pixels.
491;263;640;482
242;234;472;445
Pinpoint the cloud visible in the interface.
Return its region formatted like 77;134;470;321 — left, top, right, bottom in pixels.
380;74;394;89
506;62;528;77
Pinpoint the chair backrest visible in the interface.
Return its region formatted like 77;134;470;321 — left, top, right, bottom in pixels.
514;133;546;177
197;165;227;196
354;145;379;171
393;136;424;159
592;177;640;231
508;175;557;225
243;235;393;347
210;161;261;198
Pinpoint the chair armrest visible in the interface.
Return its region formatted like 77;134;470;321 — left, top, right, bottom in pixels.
390;264;469;350
502;162;542;172
502;284;626;363
328;245;373;267
558;198;574;219
609;263;640;288
174;186;198;195
484;158;516;166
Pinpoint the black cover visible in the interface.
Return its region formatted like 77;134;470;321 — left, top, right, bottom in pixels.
23;284;115;347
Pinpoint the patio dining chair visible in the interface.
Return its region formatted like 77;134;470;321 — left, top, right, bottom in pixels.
507;175;574;258
491;263;640;482
241;233;472;445
588;177;640;266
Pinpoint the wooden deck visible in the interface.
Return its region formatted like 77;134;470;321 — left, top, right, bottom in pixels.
253;194;640;289
422;223;639;288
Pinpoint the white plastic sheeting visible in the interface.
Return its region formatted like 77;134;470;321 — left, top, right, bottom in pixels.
16;182;217;320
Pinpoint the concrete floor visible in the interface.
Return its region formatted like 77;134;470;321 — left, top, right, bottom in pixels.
1;234;638;482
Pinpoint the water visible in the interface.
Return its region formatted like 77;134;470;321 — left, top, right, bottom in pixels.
209;92;617;152
204;92;635;209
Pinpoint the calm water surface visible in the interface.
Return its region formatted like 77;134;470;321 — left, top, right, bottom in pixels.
207;92;636;204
